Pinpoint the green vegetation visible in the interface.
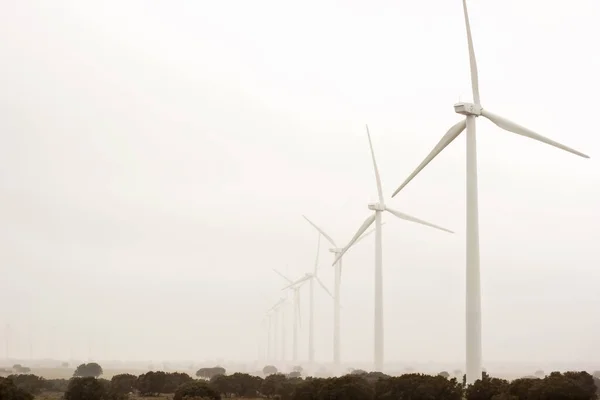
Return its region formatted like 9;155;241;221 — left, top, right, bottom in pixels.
0;362;598;400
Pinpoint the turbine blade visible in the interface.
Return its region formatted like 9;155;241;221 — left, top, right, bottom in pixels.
273;269;293;284
315;276;334;300
366;125;384;204
303;215;337;247
385;207;454;234
353;222;386;246
463;0;480;105
296;290;302;328
332;213;377;266
314;234;321;274
282;275;311;291
481;110;590;159
391;119;466;197
268;298;286;313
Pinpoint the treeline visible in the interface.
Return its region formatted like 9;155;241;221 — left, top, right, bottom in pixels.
1;365;599;400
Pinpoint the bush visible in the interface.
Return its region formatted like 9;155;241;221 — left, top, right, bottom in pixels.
73;363;103;378
0;377;34;400
174;380;221;400
44;378;69;392
6;374;46;395
109;374;137;399
64;377;107;400
262;365;278;376
376;373;463;400
195;366;226;380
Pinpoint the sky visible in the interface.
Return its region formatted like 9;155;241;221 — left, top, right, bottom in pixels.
0;0;599;371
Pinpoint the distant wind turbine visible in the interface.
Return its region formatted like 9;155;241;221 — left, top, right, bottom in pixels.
273;269;306;363
301;215;381;369
4;324;10;360
283;234;334;364
333;125;453;372
390;0;589;384
266;297;286;363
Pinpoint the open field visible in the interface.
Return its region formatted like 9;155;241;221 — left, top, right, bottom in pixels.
27;367;156;380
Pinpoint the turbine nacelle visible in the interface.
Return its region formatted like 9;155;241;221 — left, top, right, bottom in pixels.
329;248;342;254
454;102;482;116
367;203;385;212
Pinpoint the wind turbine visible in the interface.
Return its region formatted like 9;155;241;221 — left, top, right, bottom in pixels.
332;125;453;372
273;269;306;363
266;298;286;363
390;0;589;384
301;216;381;370
283;234;334;364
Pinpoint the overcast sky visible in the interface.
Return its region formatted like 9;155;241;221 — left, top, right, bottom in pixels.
0;0;599;370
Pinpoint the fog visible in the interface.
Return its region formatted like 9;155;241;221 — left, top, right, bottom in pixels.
1;0;599;374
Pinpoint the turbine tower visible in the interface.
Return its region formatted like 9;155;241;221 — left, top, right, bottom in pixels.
273;269;306;363
301;216;380;370
266;298;286;363
391;0;589;383
333;125;453;372
284;234;334;365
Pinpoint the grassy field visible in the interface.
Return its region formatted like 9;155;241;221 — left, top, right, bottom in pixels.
28;367;159;380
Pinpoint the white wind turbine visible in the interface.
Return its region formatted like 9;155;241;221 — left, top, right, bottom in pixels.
302;216;381;370
283;234;334;364
273;269;306;363
266;298;286;363
332;126;454;372
390;0;589;384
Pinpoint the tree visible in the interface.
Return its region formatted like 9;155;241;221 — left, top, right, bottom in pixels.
173;380;221;400
318;375;375;399
375;374;463;400
6;374;46;395
508;377;539;400
350;369;368;376
64;377;107;400
73;363;103;378
465;376;510;400
534;370;545;378
439;371;451;378
109;373;137;400
262;365;278;376
562;371;597;399
44;378;70;392
136;371;167;396
291;377;324;400
12;365;31;374
527;371;595;400
260;373;288;398
163;372;193;393
0;377;34;400
226;373;263;397
196;366;226;380
61;362;69;368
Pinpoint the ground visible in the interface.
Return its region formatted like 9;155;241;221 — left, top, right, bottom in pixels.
34;395;261;400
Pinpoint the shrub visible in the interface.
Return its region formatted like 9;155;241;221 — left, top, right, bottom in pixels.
174;380;221;400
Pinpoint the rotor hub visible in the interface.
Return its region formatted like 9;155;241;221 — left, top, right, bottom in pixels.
368;203;385;212
454;102;482;116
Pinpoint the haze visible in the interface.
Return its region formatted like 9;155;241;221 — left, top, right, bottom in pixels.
1;0;599;374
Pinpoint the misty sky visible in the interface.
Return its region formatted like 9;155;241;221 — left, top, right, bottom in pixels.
1;0;599;368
